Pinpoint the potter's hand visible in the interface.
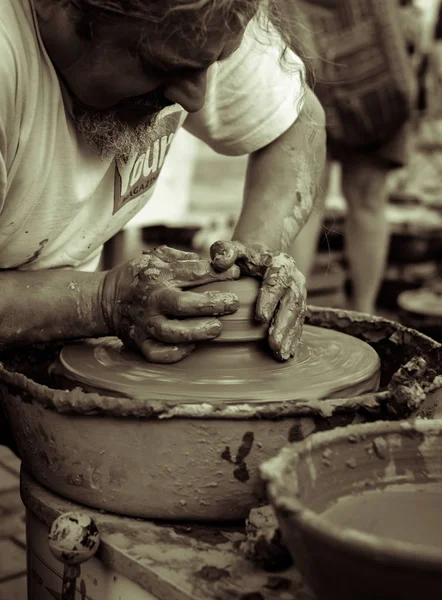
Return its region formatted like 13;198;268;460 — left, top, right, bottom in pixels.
210;241;306;361
101;246;240;363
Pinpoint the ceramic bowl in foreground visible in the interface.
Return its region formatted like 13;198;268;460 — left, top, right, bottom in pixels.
261;419;442;600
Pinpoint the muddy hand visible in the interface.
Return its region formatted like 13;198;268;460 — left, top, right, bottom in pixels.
101;246;240;363
210;241;306;361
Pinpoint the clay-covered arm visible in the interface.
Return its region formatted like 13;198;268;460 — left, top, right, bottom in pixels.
209;89;326;360
0;269;108;345
233;88;326;251
0;248;240;362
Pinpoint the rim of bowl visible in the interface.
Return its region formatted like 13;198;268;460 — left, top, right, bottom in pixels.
261;418;442;570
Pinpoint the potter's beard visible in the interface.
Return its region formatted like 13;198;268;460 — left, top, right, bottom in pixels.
71;93;173;162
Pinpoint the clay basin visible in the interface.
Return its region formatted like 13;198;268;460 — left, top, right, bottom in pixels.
261;419;442;600
2;289;442;520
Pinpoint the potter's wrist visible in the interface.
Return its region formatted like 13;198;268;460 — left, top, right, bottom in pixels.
86;271;112;337
99;270;119;335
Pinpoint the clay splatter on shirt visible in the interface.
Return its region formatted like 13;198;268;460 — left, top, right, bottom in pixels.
23;239;49;265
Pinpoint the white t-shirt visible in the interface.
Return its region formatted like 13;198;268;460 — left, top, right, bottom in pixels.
0;0;305;271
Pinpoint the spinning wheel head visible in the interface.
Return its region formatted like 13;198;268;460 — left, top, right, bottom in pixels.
193;276;267;342
59;325;381;403
58;271;381;403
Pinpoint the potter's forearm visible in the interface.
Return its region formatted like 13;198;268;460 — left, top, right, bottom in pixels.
233;88;326;251
0;270;108;345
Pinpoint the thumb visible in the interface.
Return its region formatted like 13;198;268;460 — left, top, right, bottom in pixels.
210;240;241;271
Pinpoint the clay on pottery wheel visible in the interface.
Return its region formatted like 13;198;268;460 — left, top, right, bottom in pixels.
59;278;381;401
192;277;268;342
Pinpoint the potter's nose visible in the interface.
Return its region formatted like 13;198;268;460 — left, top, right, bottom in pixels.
164;70;207;113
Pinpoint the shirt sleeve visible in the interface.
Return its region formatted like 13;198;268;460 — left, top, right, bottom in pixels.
183;19;306;156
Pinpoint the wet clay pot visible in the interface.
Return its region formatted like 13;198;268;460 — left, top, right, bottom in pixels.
262;419;442;600
2;287;442;520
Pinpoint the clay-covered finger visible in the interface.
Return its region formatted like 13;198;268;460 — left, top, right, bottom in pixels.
120;326;195;364
268;288;306;361
140;259;239;288
152;245;200;262
152;287;239;317
211;240;273;276
255;255;300;323
173;261;240;286
210;240;243;271
138;338;196;364
289;319;305;357
279;289;306;355
279;308;305;360
255;269;287;325
146;315;223;343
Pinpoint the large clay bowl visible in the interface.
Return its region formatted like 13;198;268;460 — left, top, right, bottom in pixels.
2;307;442;521
261;419;442;600
3;397;312;521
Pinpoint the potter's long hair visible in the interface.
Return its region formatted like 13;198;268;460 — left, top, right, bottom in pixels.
66;0;315;87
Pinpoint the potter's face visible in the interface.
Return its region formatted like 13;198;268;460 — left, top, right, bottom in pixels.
34;0;249;158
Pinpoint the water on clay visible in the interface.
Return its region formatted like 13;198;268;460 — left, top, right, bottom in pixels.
321;482;442;547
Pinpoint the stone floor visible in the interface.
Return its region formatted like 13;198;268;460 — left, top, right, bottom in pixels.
0;447;27;600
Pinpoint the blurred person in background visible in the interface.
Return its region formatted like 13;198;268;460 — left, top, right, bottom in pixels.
289;0;421;314
389;0;442;206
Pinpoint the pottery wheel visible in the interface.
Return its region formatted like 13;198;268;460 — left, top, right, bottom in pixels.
59;327;380;403
60;278;380;402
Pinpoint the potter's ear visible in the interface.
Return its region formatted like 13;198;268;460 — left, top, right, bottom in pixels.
34;0;70;21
